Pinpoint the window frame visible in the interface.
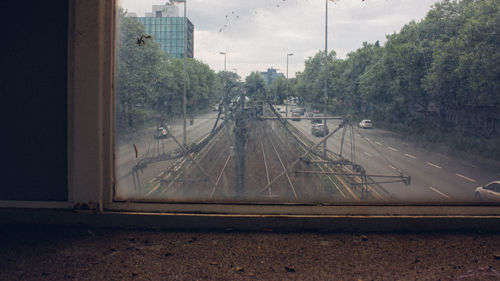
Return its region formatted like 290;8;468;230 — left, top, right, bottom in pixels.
101;0;500;218
3;0;499;230
87;0;500;215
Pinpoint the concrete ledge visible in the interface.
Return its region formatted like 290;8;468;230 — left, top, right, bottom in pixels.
1;208;500;232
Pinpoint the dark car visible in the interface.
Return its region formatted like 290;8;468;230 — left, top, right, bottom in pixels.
291;112;301;121
311;124;329;137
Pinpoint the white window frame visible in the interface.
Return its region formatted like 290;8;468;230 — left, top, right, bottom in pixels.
2;0;499;231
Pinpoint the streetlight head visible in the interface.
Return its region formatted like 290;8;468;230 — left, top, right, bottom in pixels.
219;52;226;55
288;53;294;56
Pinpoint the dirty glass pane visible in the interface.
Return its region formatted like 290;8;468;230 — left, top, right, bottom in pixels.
115;0;500;204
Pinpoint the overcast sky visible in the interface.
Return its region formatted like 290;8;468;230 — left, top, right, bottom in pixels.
119;0;440;78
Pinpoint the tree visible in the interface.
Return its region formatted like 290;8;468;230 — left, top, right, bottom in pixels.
217;71;241;105
270;76;288;104
115;9;170;132
244;72;267;101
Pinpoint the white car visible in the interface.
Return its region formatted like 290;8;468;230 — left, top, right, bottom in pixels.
359;119;373;129
475;181;500;201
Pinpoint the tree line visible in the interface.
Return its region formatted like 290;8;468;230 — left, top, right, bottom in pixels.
287;0;499;160
115;9;223;134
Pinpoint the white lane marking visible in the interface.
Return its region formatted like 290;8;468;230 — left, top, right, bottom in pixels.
429;186;450;198
375;141;383;146
388;165;396;170
388;147;398;152
404;153;417;159
401;142;409;145
356;134;361;137
455;173;477;183
426;162;442;169
462;162;478;168
365;137;371;141
363;152;373;157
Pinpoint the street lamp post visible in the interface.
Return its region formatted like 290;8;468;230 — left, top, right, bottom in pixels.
219;52;227;72
323;0;329;158
172;0;187;146
286;53;293;117
219;52;227;113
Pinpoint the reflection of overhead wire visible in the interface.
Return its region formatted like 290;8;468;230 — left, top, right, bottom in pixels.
345;52;384;90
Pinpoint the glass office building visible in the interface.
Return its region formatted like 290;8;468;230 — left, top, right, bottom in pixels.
260;68;284;85
135;16;194;59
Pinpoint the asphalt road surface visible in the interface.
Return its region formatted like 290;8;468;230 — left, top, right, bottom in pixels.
286;106;500;202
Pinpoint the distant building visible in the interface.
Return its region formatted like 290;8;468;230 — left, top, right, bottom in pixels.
130;2;194;59
260;68;284;85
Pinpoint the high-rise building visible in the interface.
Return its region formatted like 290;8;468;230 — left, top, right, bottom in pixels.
260;68;284;85
132;2;194;59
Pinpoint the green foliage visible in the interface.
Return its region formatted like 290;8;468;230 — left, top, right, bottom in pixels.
270;76;288;104
115;9;219;134
217;71;241;104
295;0;500;159
244;72;268;100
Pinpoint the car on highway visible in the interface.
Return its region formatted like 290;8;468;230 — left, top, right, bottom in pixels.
359;119;373;129
292;107;306;115
311;114;325;124
154;126;169;139
291;112;301;121
279;108;286;113
311;124;329;137
474;181;500;201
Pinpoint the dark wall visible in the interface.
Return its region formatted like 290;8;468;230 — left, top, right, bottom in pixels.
1;1;68;200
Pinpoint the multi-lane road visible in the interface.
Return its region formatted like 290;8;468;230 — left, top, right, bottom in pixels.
286;106;500;202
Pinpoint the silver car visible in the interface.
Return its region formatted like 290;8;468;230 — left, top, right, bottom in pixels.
475;181;500;201
311;124;329;137
359;119;373;129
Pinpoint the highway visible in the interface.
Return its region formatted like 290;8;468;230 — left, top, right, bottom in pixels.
285;106;500;202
